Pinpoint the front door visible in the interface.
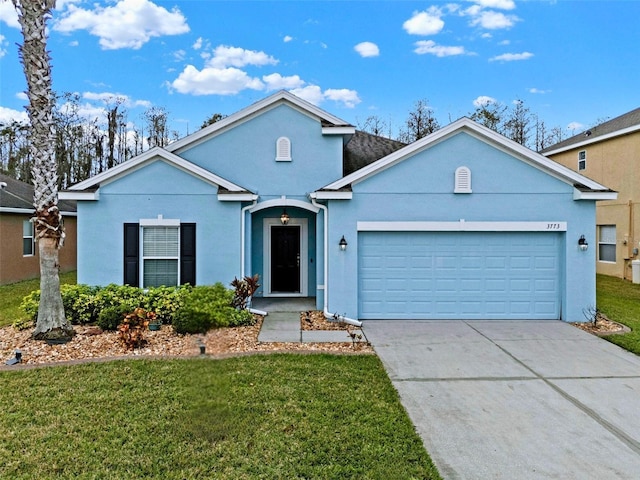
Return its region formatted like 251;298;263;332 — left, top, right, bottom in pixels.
271;225;300;293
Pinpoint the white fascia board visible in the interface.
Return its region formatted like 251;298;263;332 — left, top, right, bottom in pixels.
58;190;99;201
0;207;77;216
310;191;353;200
168;90;352;154
357;221;568;232
67;148;247;193
543;124;640;156
218;193;259;202
573;188;618;201
321;126;356;135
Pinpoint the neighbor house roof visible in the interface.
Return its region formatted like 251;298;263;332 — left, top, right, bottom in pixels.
541;107;640;156
318;117;616;200
0;173;77;214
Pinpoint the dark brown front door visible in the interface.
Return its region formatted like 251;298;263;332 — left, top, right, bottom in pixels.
271;225;300;293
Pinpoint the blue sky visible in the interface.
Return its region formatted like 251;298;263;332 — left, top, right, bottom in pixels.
1;0;639;141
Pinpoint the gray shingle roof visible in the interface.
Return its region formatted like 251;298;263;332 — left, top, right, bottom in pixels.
343;131;406;176
0;174;76;212
541;107;640;153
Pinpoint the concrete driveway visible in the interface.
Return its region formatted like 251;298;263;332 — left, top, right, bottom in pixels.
364;320;640;479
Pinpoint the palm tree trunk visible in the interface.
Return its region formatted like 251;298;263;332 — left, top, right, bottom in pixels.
13;0;73;341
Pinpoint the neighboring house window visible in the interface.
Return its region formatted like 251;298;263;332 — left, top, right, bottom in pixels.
23;220;34;256
454;166;472;193
276;137;292;161
123;222;196;287
578;150;586;171
598;225;616;263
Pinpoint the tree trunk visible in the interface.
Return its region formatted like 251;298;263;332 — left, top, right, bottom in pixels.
13;0;73;341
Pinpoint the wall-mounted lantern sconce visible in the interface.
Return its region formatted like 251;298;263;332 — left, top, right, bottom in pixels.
578;235;588;251
280;209;290;225
339;236;348;251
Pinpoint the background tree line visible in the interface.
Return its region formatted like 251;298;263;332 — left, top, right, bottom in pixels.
1;92;571;189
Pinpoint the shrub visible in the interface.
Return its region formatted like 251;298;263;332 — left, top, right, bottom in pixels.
21;290;40;322
141;284;191;324
231;274;260;310
227;309;257;327
97;305;131;331
60;284;100;324
12;316;34;331
118;308;155;350
93;284;144;316
173;283;241;334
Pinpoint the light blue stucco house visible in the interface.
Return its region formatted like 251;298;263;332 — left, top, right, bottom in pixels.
61;91;616;323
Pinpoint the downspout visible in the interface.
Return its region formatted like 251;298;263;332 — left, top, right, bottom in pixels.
311;195;362;327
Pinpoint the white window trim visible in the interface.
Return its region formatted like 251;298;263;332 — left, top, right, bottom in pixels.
597;225;616;264
263;217;308;297
454;166;472;193
23;219;35;257
275;136;292;162
140;220;181;288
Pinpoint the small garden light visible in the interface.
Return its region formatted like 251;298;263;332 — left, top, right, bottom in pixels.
5;349;22;366
578;235;588;251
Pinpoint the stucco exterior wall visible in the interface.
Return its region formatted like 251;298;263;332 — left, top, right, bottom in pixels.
0;212;77;285
548;131;640;279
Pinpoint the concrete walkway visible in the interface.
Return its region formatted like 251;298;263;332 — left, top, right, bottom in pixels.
365;320;640;479
252;298;354;343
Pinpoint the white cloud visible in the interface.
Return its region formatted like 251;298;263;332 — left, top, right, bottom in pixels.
489;51;533;61
206;45;278;69
529;87;550;94
290;85;325;106
354;41;380;58
283;35;293;43
193;37;203;50
53;0;190;50
469;10;518;29
0;34;6;58
498;39;510;45
16;92;28;101
324;89;361;108
0;106;29;125
473;95;497;107
567;122;584;132
171;65;264;95
0;2;19;29
262;73;305;91
414;40;466;57
82;91;151;108
471;0;516;10
403;8;445;36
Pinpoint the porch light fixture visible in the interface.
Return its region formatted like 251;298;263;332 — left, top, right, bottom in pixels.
280;209;290;225
578;235;589;251
339;236;348;251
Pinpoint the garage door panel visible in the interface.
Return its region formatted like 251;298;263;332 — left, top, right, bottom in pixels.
358;232;561;320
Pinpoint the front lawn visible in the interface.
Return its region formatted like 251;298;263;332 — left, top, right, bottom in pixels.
597;274;640;355
0;355;440;479
0;271;76;328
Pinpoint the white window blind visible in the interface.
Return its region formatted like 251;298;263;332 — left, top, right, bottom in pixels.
598;225;616;263
142;226;179;287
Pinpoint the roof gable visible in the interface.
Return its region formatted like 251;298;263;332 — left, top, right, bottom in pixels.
542;107;640;155
321;117;614;197
168;90;355;155
63;147;249;197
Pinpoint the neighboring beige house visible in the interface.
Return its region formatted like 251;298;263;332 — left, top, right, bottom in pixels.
0;174;77;285
542;107;640;279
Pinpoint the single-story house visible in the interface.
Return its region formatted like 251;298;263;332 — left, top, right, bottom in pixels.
0;173;77;285
60;91;616;323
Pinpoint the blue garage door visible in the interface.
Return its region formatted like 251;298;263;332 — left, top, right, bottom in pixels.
358;231;562;320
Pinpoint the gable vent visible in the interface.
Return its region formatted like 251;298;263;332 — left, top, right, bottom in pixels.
276;137;292;161
454;166;472;193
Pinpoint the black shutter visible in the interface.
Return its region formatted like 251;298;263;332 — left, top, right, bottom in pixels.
123;223;139;287
180;223;196;286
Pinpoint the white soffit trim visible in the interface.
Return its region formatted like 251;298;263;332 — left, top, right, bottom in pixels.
573;188;618;200
218;193;259;202
321;126;356;135
59;190;98;201
543;124;640;156
168;90;352;153
67;147;247;193
310;191;353;200
357;221;568;232
322;117;611;193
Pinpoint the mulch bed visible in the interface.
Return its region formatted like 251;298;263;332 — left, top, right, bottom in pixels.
572;313;630;337
1;313;373;368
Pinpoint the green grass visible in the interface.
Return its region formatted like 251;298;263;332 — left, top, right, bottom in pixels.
597;274;640;355
0;271;76;328
0;355;440;479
